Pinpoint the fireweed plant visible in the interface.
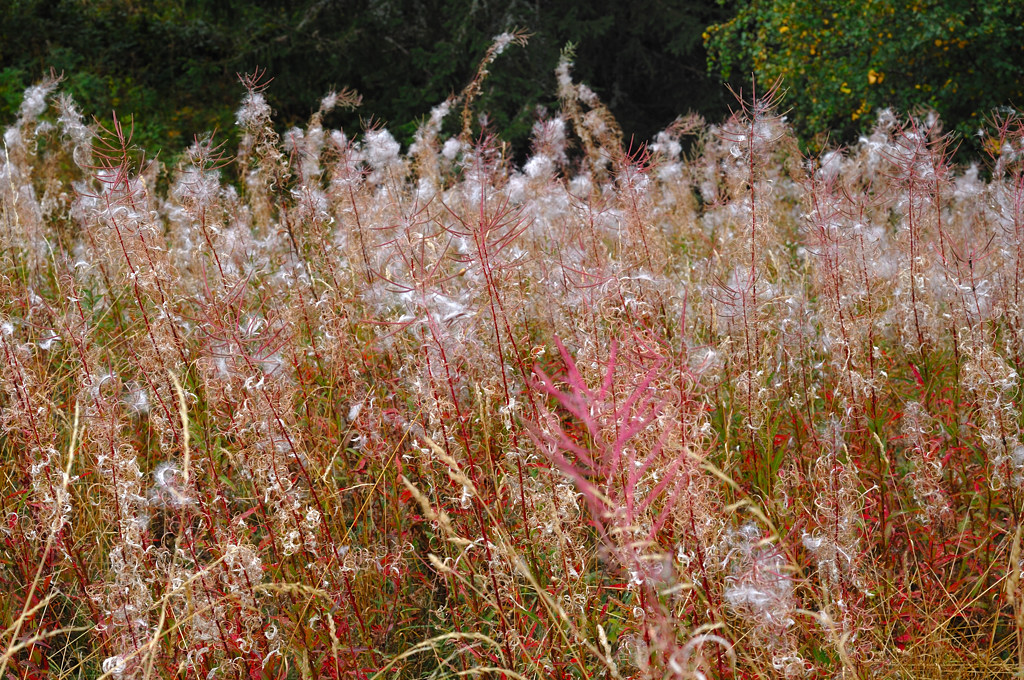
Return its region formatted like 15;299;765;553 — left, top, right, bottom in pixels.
2;36;1024;679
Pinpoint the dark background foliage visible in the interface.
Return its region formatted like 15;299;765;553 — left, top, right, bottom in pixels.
0;0;732;159
1;0;1021;161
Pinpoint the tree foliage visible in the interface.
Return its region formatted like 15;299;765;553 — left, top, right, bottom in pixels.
0;0;731;159
705;0;1024;152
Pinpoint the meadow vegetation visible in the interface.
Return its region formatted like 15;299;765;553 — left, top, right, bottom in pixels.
3;37;1024;679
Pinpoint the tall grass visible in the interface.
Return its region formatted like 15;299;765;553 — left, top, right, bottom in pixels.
2;41;1024;679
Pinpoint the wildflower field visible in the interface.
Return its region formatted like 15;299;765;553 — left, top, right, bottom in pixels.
3;42;1024;679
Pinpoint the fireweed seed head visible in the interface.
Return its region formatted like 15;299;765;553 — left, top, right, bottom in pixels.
722;523;797;634
236;92;272;129
17;79;59;122
491;31;516;57
123;383;150;415
363;129;401;171
101;655;127;678
149;462;194;509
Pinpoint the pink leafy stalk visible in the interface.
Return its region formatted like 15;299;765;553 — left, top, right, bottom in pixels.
530;337;688;542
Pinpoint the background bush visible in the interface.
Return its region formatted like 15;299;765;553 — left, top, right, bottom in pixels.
705;0;1024;155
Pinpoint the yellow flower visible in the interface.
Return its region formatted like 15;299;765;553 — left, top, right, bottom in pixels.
868;69;884;85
